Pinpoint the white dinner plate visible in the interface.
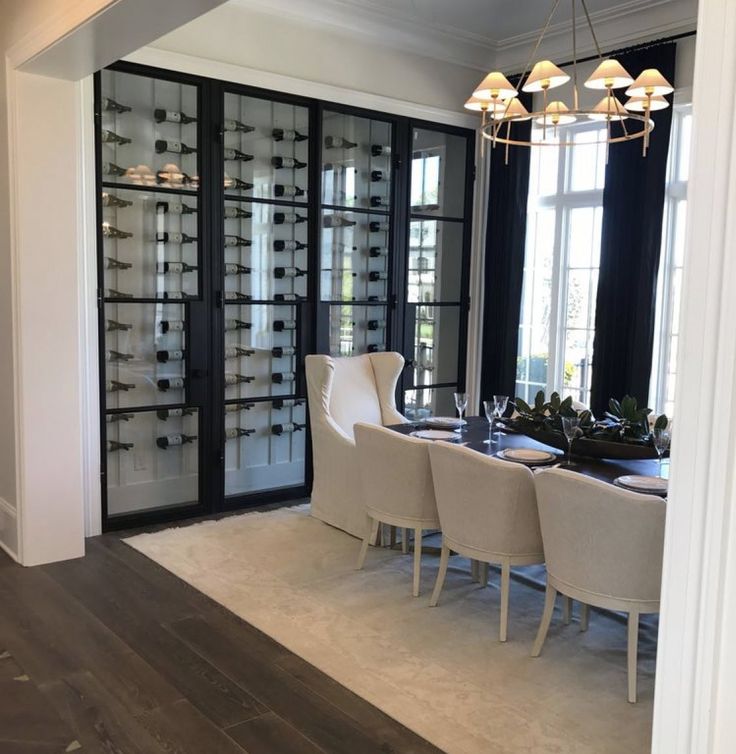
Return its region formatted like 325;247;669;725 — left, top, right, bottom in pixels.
410;429;461;442
496;448;557;465
424;416;467;429
614;475;668;494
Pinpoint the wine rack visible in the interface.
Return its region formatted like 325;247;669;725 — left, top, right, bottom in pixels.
96;62;474;530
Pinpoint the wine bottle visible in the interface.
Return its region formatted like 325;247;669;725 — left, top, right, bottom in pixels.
163;291;195;300
271;372;296;384
323;215;356;229
273;128;308;142
271;156;307;170
157;169;195;186
368;295;387;302
370;196;388;208
102;161;128;177
274;293;305;302
107;319;132;332
157;262;197;274
225;345;255;359
224;291;252;302
371;144;391;156
225;427;255;439
224;206;252;219
224;263;252;276
102;97;132;114
367;319;387;330
156;200;196;215
106;413;134;423
274;184;305;198
155;140;196;155
105;288;133;299
101;129;131;146
107;440;134;452
224;119;255;133
160;319;184;333
106;379;135;392
272;398;304;409
154;109;197;124
104;257;132;270
369;221;390;233
223;147;254;162
273;239;306;251
274;267;306;279
369;246;388;257
156;433;197;449
157;377;185;391
324;136;357;149
369;271;388;281
273;320;297;332
371;170;386;182
367;344;386;353
101;192;133;208
102;223;133;239
225;373;255;385
226;177;254;191
156;231;197;244
156;408;194;420
224;235;252;247
224;319;252;331
271;422;305;434
273;212;307;224
224;403;254;413
156;349;185;363
271;346;296;358
106;349;134;362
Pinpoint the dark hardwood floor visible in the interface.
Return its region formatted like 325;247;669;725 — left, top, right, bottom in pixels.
0;513;443;754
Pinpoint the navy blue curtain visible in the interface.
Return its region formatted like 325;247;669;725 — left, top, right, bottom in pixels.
589;43;677;415
479;90;532;410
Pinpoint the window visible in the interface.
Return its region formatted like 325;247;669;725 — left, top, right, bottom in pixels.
516;123;607;405
650;105;692;417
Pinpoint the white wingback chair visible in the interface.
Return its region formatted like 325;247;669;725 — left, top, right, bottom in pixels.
305;353;408;537
353;423;440;596
531;468;666;703
427;442;544;641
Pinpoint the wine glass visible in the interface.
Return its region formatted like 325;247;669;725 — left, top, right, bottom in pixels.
653;427;671;477
493;395;509;441
561;416;580;466
454;392;468;432
483;399;495;445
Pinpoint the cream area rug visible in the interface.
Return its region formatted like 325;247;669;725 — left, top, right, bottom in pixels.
125;504;656;754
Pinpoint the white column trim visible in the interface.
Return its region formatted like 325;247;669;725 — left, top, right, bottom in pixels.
652;1;736;750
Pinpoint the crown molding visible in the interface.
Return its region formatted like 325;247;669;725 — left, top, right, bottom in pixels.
228;0;697;74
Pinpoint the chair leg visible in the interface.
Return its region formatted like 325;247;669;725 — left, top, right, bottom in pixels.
471;559;479;581
429;542;450;607
356;518;379;570
499;560;511;642
389;526;397;548
563;595;572;625
412;527;423;597
479;562;489;587
627;610;640;703
532;584;558;657
402;528;409;554
580;603;590;632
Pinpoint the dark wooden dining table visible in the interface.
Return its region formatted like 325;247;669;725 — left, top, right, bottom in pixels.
388;416;669;488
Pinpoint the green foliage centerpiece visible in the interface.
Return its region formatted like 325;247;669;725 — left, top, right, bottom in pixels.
508;391;668;460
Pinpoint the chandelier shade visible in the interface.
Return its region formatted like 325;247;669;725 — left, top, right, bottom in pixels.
625;68;674;97
473;71;518;100
584;58;634;90
536;101;577;126
589;95;629;121
522;60;570;92
624;94;670;112
491;97;532;121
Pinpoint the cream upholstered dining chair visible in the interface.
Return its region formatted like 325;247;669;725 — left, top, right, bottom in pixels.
427;442;544;641
354;423;440;597
305;353;408;538
531;468;666;703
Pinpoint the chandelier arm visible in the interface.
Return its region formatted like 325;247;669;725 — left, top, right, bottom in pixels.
579;0;604;60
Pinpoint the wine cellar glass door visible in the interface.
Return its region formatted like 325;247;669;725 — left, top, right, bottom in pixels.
97;67;212;528
401;124;474;419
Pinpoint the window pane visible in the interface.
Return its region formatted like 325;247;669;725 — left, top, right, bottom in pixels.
410;129;467;218
678;113;692;182
569;127;606;192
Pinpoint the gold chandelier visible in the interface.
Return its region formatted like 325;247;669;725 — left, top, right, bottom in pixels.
466;0;674;159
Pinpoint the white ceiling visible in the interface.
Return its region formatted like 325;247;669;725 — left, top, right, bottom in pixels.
229;0;698;70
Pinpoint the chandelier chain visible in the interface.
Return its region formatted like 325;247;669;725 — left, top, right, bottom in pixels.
580;0;604;60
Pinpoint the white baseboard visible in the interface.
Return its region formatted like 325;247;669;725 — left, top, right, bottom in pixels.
0;497;19;562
